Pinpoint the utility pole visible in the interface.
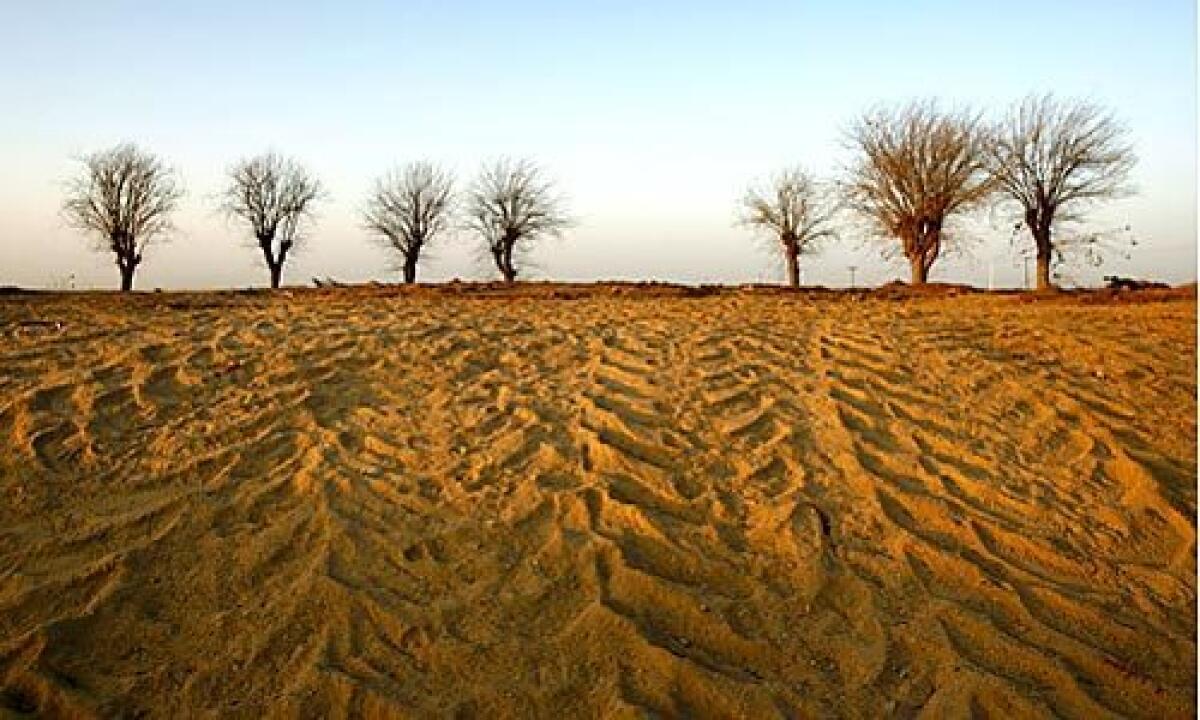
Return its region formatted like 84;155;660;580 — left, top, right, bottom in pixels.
848;265;858;289
1014;248;1032;290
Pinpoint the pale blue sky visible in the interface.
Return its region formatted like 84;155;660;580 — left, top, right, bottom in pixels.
1;1;1194;288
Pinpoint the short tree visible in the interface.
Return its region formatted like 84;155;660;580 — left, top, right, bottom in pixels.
739;167;837;287
222;152;323;289
362;162;454;284
465;159;570;282
842;102;993;284
986;94;1135;290
62;143;183;291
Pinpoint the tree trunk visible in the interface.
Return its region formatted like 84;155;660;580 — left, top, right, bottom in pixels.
1034;227;1054;291
500;246;517;283
403;257;418;284
261;237;291;290
784;246;800;288
119;264;135;292
1024;208;1057;291
906;226;939;285
909;256;929;285
1035;253;1053;291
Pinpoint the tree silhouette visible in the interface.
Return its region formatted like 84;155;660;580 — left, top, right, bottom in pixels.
842;101;993;284
465;159;570;283
986;94;1136;290
62;144;183;292
363;162;454;284
739;167;837;287
222;152;323;289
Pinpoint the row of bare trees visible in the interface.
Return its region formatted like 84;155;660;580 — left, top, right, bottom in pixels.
739;94;1136;289
63;152;569;290
63;94;1134;292
362;158;572;284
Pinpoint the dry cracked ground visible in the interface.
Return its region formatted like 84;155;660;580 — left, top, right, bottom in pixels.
0;284;1195;718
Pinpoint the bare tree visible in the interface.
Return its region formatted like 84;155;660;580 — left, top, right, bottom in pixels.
362;162;454;284
62;143;183;291
221;152;323;289
986;94;1135;290
842;101;993;284
739;167;837;287
465;158;570;282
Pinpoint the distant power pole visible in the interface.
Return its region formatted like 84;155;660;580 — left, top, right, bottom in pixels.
1014;248;1033;290
848;265;858;289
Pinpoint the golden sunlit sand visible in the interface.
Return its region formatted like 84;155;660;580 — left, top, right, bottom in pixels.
0;284;1194;717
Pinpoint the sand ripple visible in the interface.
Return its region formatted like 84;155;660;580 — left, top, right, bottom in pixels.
0;286;1194;717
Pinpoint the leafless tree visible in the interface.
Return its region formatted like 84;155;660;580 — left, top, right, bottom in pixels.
842;101;993;284
464;158;570;282
362;162;454;284
221;152;323;289
738;167;837;287
62;143;183;291
986;94;1135;290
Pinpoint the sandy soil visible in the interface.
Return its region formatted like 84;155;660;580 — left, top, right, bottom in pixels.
0;284;1195;718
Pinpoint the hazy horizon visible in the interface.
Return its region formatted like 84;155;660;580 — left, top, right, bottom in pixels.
2;1;1195;290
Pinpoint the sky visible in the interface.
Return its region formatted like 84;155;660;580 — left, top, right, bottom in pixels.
0;0;1194;289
